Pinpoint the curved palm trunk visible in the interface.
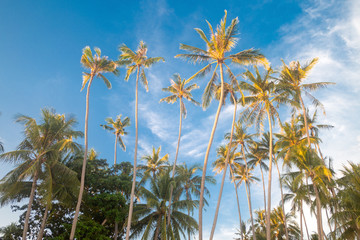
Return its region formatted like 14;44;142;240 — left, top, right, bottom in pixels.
199;63;224;240
275;161;289;240
234;181;244;240
114;134;118;165
299;95;311;147
70;76;93;240
245;182;256;240
265;109;273;240
209;94;237;240
241;145;251;240
125;66;140;240
300;200;303;240
302;206;310;240
313;180;324;240
260;167;267;219
37;204;49;240
167;98;183;226
22;172;38;239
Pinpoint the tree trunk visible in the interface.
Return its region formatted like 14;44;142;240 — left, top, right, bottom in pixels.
302;207;310;240
325;208;333;239
125;66;140;240
154;215;162;240
265;109;273;240
313;181;324;240
37;203;49;240
234;181;244;240
114;134;118;165
299;95;311;147
275;161;289;240
260;166;267;220
199;63;224;240
22;172;38;239
167;98;183;226
245;182;256;240
114;222;118;240
70;76;94;240
300;200;303;240
209;93;237;240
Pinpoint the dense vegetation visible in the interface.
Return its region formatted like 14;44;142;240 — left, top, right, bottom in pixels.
1;10;359;240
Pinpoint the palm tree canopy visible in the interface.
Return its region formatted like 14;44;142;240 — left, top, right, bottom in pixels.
138;146;169;178
80;46;119;91
100;114;130;151
160;73;200;118
117;41;165;91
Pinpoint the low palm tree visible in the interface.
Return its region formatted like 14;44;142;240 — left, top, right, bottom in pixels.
234;165;259;240
101;115;130;165
0;109;82;240
160;73;200;225
130;171;198;240
71;46;118;240
175;11;268;238
118;41;164;240
138;146;169;179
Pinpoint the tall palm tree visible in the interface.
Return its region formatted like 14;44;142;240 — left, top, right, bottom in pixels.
233;165;259;240
0;109;82;240
159;73;200;225
278;58;333;146
130;171;198;240
117;41;164;240
138;146;169;179
175;11;268;239
70;46;118;240
241;67;286;239
101;115;130;165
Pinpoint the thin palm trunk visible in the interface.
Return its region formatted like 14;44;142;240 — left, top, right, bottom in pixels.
70;76;93;240
186;189;191;240
325;208;333;239
125;66;140;240
154;215;162;240
22;172;38;239
114;222;118;240
167;98;183;226
114;134;118;165
234;181;244;240
299;95;311;147
302;206;310;240
260;167;267;219
265;109;273;240
275;161;289;240
300;200;303;240
210;94;237;240
245;182;256;240
37;203;49;240
313;181;324;240
199;63;224;240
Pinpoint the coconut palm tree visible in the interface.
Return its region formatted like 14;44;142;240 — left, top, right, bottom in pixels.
117;41;164;240
159;73;200;225
70;46;118;239
101;115;130;165
138;146;169;179
175;11;268;238
241;67;287;239
130;170;198;240
0;109;82;240
278;58;334;146
233;165;259;240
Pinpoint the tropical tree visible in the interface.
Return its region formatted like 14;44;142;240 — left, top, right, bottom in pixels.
233;165;259;240
101;114;130;165
159;73;200;225
241;67;286;239
175;10;268;239
0;223;22;240
130;170;198;240
117;41;164;239
138;146;169;179
0;109;82;240
71;46;118;240
278;58;333;146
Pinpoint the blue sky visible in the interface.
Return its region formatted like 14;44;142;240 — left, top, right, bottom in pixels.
1;0;360;238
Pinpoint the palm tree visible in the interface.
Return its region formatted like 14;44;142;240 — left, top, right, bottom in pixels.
130;170;198;240
117;41;164;240
101;115;130;165
175;11;268;239
269;206;300;239
278;58;334;146
70;46;118;240
176;163;216;240
0;109;82;240
159;73;200;225
138;146;169;179
233;165;259;240
241;67;286;239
